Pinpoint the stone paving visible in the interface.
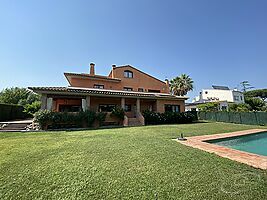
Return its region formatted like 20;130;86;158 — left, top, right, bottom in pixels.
175;129;267;170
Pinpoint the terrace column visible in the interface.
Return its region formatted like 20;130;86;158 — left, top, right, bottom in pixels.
121;98;125;110
82;99;87;111
41;94;47;110
85;96;91;111
136;98;140;113
155;99;163;113
46;98;53;111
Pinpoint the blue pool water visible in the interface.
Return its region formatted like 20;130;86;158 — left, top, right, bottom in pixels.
207;132;267;156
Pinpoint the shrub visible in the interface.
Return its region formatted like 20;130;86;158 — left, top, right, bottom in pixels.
245;97;266;111
229;103;251;112
111;106;125;120
34;110;96;130
142;110;195;125
78;110;96;127
95;112;107;126
34;110;53;129
23;101;41;116
197;102;219;112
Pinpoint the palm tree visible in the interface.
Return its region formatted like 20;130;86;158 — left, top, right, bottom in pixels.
170;74;194;96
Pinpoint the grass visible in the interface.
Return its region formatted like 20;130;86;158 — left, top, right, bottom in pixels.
0;122;266;199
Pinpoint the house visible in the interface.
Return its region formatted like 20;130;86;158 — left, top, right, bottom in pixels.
29;63;188;126
186;85;244;111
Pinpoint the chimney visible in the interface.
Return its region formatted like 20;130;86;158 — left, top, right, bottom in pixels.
165;78;169;86
111;64;116;78
165;78;170;93
90;62;95;75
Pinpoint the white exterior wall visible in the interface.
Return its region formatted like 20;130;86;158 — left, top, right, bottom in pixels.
201;89;233;102
199;89;244;104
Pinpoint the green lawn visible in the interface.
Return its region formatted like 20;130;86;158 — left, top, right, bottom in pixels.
0;122;266;199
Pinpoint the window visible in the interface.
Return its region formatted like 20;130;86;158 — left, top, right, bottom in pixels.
124;104;131;112
99;104;115;112
124;70;133;78
59;105;81;112
240;96;243;101
138;88;144;92
124;87;133;91
165;105;180;113
148;89;160;93
234;96;239;101
205;91;208;94
94;84;104;89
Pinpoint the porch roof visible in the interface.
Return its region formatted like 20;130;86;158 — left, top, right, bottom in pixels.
28;86;189;100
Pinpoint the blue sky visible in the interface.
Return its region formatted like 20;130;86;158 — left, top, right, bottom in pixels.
0;0;266;101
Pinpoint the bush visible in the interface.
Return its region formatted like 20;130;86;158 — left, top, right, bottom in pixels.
142;110;195;125
78;110;96;127
34;110;96;130
23;101;41;116
229;103;251;112
95;112;107;126
245;97;266;111
111;106;125;120
197;102;219;112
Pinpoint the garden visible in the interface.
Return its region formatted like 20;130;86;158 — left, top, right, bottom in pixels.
0;122;266;199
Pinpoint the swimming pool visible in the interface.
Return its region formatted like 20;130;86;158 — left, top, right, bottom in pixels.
207;131;267;156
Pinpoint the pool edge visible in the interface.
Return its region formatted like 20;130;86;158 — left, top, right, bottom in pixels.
174;129;267;170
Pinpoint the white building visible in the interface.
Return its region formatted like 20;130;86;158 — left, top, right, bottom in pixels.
193;85;244;104
186;85;244;111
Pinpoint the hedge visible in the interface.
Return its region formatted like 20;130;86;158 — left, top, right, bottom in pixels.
198;111;267;126
0;103;28;121
34;110;107;130
142;110;196;125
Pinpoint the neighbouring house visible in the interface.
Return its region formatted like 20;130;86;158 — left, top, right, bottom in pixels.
29;63;188;126
186;85;244;111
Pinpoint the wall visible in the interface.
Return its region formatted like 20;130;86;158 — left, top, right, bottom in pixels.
0;103;28;121
200;89;244;104
67;66;169;93
112;66;169;93
70;77;121;90
156;99;185;113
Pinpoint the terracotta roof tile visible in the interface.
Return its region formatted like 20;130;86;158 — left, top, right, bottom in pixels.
28;86;188;100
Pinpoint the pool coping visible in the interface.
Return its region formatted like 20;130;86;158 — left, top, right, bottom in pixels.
174;129;267;170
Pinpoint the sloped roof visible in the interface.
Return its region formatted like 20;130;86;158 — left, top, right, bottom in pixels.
109;65;166;84
64;72;121;85
28;86;188;100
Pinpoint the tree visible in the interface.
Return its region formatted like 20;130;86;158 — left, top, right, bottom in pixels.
170;74;194;96
229;103;251;112
244;89;267;101
0;87;41;116
245;97;266;111
197;102;219;112
0;87;40;105
240;81;254;92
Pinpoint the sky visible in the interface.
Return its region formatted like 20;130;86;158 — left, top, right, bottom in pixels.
0;0;266;102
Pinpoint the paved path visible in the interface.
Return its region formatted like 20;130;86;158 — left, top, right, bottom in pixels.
0;119;33;124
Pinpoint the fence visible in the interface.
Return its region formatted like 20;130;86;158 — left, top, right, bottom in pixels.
0;103;28;121
198;111;267;126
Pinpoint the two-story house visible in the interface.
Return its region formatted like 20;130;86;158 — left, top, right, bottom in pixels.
29;63;188;126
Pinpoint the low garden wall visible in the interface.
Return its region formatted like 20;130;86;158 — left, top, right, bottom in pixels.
198;111;267;126
0;103;29;121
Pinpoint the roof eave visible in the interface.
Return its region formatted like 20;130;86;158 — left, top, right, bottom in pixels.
28;87;187;100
